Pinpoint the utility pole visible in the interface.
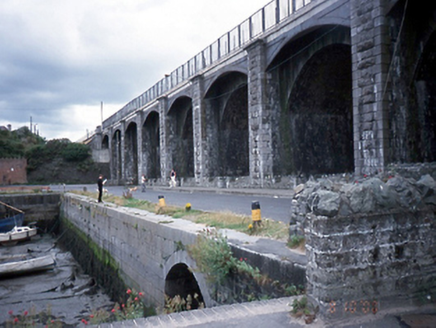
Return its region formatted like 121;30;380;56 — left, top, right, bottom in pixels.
101;101;103;126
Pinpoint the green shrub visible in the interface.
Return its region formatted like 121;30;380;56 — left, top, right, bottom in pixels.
188;229;236;284
287;234;305;249
188;229;266;285
61;143;90;161
163;294;204;314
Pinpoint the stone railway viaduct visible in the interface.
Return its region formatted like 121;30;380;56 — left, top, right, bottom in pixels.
90;0;436;187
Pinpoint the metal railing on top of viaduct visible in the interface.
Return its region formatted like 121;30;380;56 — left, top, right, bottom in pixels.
102;0;313;129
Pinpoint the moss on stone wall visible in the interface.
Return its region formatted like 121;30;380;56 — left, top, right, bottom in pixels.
58;216;126;302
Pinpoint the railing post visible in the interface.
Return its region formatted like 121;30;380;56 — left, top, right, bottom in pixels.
209;44;213;64
262;7;265;32
276;0;280;24
238;24;241;47
227;31;230;54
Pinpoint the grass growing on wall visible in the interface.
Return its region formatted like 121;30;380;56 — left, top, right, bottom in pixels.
187;229;304;303
69;190;289;241
187;229;263;284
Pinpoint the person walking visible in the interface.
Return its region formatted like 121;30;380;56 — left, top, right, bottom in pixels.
141;174;147;192
97;174;104;203
170;169;176;188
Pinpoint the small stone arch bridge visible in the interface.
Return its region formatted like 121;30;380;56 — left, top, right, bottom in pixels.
89;0;436;187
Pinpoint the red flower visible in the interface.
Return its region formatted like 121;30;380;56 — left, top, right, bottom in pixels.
139;292;143;297
14;318;19;323
8;310;13;315
134;297;138;301
363;174;367;178
23;311;28;316
111;309;116;313
122;304;125;308
81;319;88;325
126;289;132;295
89;314;94;319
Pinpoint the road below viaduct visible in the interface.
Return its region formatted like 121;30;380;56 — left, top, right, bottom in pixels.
54;184;293;224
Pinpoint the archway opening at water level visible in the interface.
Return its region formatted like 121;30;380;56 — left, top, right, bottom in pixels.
164;263;205;310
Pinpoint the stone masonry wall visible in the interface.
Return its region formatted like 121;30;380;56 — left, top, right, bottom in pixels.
290;171;436;321
60;193;303;311
60;193;210;308
0;193;60;229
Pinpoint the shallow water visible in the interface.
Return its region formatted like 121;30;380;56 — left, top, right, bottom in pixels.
0;232;114;326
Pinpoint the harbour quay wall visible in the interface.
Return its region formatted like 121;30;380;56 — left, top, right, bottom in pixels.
0;193;60;230
59;193;212;308
59;193;306;310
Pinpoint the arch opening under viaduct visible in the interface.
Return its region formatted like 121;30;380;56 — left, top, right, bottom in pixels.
388;0;436;164
269;25;353;176
205;71;249;178
142;112;160;180
125;122;138;184
168;97;195;179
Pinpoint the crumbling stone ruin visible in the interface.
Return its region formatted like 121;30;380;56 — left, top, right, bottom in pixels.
290;163;436;319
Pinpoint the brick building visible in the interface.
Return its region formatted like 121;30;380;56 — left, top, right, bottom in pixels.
0;158;27;185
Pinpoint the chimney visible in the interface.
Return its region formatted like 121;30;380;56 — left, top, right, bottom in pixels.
7;124;11;131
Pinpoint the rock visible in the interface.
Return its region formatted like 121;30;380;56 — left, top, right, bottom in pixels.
417;174;436;206
349;183;376;213
386;176;423;209
312;190;340;217
294;184;305;195
364;178;398;209
338;194;353;217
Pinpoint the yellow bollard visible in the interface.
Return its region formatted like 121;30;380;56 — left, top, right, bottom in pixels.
158;195;166;207
251;201;261;227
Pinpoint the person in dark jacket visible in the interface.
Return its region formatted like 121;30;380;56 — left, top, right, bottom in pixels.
97;174;104;203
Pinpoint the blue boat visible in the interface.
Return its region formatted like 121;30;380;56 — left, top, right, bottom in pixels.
0;213;24;233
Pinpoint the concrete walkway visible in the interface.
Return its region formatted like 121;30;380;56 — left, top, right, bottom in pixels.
99;297;319;328
96;297;436;328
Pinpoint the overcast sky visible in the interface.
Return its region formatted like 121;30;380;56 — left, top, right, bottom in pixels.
0;0;269;141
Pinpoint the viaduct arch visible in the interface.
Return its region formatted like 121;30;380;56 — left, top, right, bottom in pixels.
89;0;435;187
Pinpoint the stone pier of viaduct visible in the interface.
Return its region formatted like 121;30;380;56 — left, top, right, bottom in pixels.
89;0;435;189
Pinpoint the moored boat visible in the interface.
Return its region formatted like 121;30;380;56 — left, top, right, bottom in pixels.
0;213;24;233
0;254;55;277
0;226;37;246
0;201;25;232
